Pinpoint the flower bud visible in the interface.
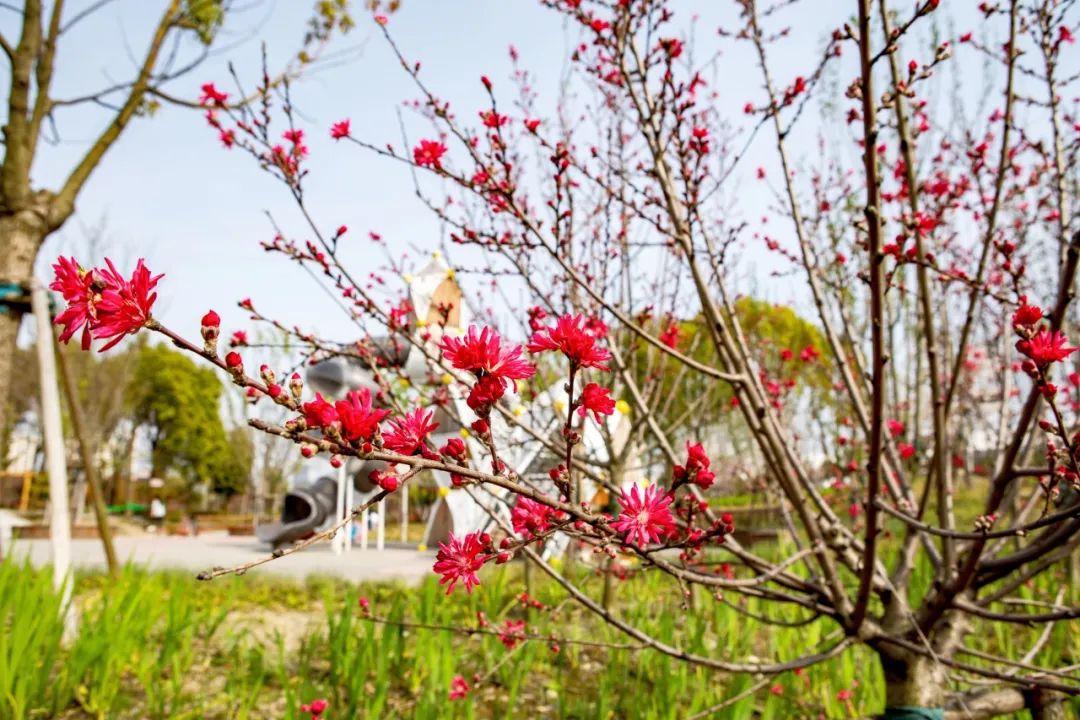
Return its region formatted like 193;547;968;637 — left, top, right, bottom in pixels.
201;310;220;352
225;351;243;375
260;364;276;384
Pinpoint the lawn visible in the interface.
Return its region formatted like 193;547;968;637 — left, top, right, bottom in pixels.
2;552;1077;719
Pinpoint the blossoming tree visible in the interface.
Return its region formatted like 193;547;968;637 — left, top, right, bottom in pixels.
49;0;1080;716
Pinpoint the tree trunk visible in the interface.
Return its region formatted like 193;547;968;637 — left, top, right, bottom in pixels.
880;650;949;712
0;209;48;440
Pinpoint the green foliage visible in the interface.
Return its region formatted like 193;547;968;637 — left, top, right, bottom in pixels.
624;296;832;440
129;342;249;498
183;0;224;45
2;558;1071;719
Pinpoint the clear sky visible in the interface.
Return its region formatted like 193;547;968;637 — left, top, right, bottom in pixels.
6;0;990;348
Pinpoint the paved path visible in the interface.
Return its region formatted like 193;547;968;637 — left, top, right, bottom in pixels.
10;533;435;584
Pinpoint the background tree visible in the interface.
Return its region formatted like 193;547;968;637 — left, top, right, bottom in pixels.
0;0;360;440
129;341;249;506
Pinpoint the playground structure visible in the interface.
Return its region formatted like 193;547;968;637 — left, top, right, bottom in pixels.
257;253;639;555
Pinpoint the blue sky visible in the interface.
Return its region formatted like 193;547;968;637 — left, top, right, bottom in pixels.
9;0;989;348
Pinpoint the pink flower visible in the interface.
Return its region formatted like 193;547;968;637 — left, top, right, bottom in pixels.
382;408;439;455
449;674;470;700
413;139;448;169
527;314;611;371
303;393;338;429
1017;329;1077;366
330;119;351;139
898;443;916;460
577;383;615;422
91;258;161;350
50;256;97;349
886;419;905;438
799;345;820;362
611;484;676;548
434;531;487;594
441;326;536;384
230;330;248;347
511;497;555;537
335;388;389;443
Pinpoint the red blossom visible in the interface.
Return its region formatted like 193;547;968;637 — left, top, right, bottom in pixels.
433;531;487;594
382;408;439;455
527;314;611;370
330;119;351;139
499;619;526;649
413;139;448;169
511;497;556;537
91;258;161;351
1012;298;1043;331
335;388;389;443
577;383;615;422
659;322;680;349
440;326;536;384
674;442;715;489
611;484;676;548
1016;329;1077;366
50;256;97;350
449;674;470;700
303;393;338;429
480;110;508;128
466;374;507;416
199;82;228;106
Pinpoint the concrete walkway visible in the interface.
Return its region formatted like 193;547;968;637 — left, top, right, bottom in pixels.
10;533;436;584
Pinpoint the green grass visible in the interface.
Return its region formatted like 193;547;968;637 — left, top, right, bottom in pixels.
0;555;1076;719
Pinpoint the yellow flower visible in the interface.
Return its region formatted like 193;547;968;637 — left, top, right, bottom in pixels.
438;486;450;498
441;373;454;385
460;428;471;438
398;378;410;387
513;405;525;417
446;268;456;279
553;399;566;414
432;250;442;259
416;318;428;328
615;399;631;415
417;543;428;552
403;273;414;284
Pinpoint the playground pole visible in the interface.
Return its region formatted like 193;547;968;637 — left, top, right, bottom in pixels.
376;498;385;550
333;462;346;555
400;483;408;544
32;279;73;606
344;471;354;554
